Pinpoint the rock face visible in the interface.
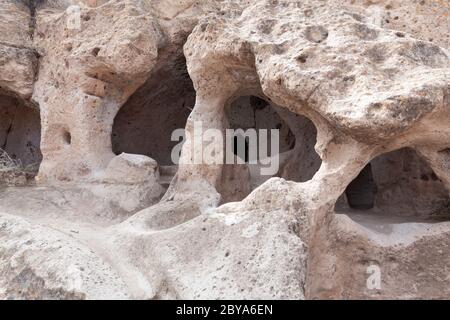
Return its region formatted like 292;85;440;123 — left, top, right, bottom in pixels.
0;0;449;299
33;0;162;182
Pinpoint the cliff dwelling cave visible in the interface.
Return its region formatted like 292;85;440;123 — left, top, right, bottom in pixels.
337;148;450;222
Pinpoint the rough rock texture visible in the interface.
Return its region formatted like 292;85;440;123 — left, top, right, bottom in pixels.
33;0;162;182
0;1;38;100
0;212;129;299
0;0;449;299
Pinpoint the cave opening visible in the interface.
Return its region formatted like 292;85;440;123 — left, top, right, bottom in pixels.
0;94;42;184
336;148;450;222
111;55;195;187
218;95;321;203
226;96;295;163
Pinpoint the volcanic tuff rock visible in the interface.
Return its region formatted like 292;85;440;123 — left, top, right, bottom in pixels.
0;0;449;299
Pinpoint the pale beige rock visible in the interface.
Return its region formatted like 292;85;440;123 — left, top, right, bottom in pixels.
0;212;130;299
0;45;38;100
0;0;449;300
32;1;162;182
103;153;159;184
0;0;32;46
0;1;37;100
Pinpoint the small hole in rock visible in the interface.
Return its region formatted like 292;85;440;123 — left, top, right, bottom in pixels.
63;131;71;145
92;47;100;57
296;54;308;63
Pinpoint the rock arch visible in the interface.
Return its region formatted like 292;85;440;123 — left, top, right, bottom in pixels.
0;93;41;185
337;148;450;218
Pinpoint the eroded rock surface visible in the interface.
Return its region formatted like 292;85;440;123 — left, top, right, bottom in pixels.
0;0;449;299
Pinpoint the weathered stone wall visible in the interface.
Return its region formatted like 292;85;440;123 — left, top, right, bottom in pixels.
0;0;448;300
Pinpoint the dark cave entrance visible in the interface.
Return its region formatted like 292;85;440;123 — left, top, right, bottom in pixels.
218;95;321;203
111;55;195;187
0;94;42;183
345;163;377;210
336;148;450;220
